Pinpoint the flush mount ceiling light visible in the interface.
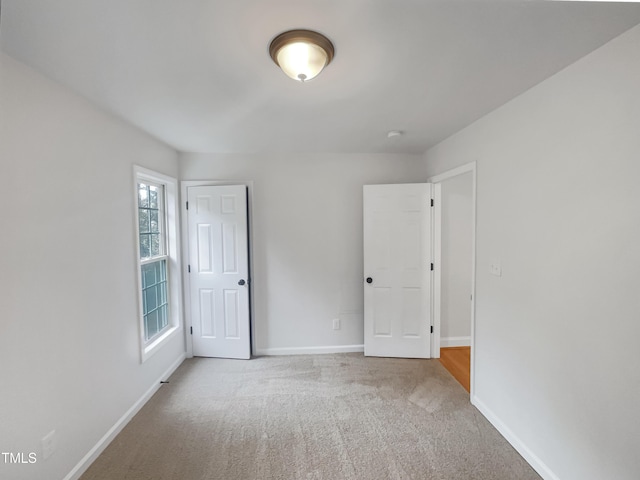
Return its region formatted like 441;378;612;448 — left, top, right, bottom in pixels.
269;29;335;82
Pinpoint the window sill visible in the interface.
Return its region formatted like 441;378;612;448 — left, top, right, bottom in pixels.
141;325;180;363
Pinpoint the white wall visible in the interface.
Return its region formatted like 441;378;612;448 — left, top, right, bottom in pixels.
180;153;425;354
438;172;472;345
423;25;640;480
0;53;184;480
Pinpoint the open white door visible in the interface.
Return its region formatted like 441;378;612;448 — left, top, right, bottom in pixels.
363;183;433;358
187;185;250;359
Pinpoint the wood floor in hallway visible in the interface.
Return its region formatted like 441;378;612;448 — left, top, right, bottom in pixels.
439;346;471;393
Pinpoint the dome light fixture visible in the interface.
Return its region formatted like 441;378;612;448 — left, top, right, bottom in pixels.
269;29;335;82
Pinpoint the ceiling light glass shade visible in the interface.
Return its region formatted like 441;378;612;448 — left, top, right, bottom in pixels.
276;42;327;81
269;30;335;82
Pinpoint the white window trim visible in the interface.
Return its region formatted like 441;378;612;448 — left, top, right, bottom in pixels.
134;166;183;362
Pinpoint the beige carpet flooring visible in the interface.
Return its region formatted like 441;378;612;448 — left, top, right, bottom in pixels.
81;353;541;480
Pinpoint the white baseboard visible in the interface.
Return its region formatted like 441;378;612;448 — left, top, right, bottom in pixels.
255;344;364;356
472;395;560;480
64;353;186;480
441;336;471;347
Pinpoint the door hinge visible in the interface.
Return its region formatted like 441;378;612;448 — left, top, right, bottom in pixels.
186;201;189;210
190;326;193;335
188;265;191;273
430;263;434;271
430;198;434;207
430;325;433;334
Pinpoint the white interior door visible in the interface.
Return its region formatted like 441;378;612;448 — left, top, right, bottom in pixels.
187;185;250;359
363;183;433;358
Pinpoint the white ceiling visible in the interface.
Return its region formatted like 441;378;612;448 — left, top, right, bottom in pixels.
2;0;640;155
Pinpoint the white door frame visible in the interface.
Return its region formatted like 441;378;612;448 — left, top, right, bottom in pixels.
180;180;256;358
428;162;477;398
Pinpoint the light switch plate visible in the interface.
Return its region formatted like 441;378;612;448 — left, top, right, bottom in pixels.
490;263;502;277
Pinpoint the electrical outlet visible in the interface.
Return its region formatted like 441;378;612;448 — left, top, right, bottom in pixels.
332;318;341;330
42;430;56;460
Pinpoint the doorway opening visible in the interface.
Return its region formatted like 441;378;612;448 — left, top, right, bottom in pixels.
429;163;476;395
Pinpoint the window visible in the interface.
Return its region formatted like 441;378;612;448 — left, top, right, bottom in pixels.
138;181;169;342
134;167;181;361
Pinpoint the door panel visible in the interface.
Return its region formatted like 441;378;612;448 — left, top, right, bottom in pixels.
188;185;250;359
222;224;238;273
197;224;214;272
223;289;240;338
199;289;215;337
364;184;432;358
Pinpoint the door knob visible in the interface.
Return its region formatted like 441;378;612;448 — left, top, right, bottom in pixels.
366;277;373;284
238;279;246;286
